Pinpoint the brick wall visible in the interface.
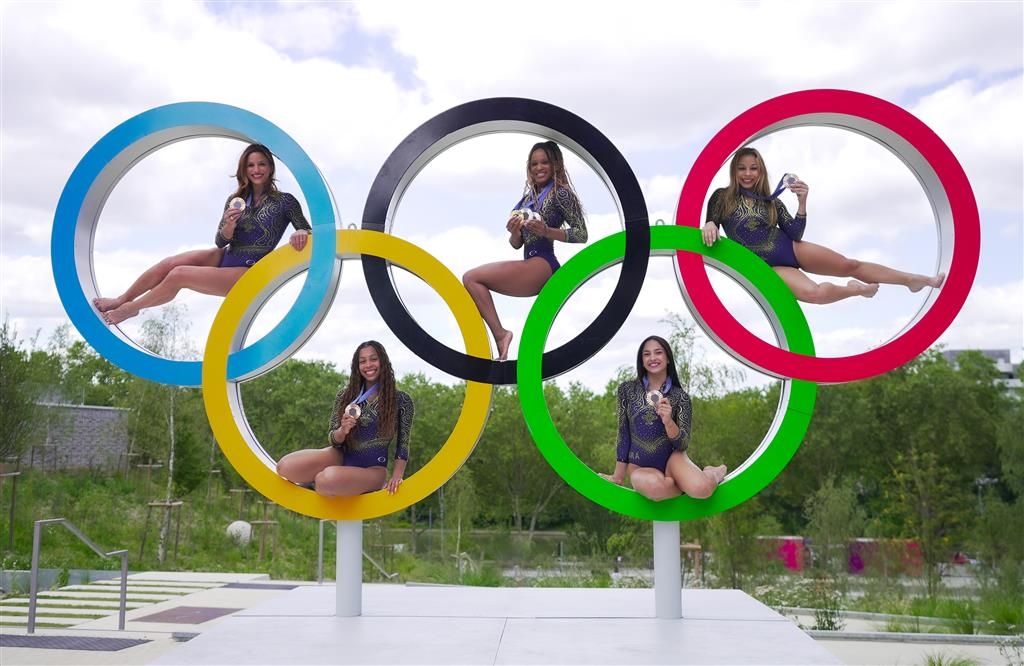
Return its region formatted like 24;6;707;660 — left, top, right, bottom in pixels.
24;403;130;472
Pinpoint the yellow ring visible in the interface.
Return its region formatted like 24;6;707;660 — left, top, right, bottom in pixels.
202;230;492;520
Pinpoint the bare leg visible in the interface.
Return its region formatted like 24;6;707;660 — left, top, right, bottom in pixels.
314;465;387;497
794;241;945;292
276;446;342;484
664;451;726;499
627;464;681;502
94;247;223;311
102;265;246;325
463;257;552;360
774;267;878;305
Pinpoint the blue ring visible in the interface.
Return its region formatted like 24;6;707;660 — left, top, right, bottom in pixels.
51;102;337;386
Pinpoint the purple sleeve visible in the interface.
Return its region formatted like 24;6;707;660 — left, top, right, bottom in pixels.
775;200;806;241
615;382;631;464
394;392;414;462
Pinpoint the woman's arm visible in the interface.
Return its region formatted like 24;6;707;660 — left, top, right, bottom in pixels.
555;188;587;244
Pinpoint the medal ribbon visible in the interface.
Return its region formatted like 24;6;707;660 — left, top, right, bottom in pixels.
353;383;379;406
740;174;791;202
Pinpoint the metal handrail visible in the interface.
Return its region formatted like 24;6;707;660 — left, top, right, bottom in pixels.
28;518;129;633
317;520;398;583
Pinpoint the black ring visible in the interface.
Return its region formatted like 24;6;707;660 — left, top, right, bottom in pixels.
361;97;650;384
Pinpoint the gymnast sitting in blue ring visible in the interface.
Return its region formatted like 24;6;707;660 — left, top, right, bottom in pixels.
93;143;311;325
600;336;726;501
462;141;588;361
276;340;412;496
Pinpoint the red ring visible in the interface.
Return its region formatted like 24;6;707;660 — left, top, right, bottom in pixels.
676;89;980;383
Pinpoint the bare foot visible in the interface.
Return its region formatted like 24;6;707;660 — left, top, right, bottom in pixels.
93;296;124;312
909;272;946;293
496;329;514;361
704;464;728;485
102;303;140;325
850;280;879;298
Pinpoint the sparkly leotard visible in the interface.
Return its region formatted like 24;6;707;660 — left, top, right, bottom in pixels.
706;188;806;268
216;192;311;268
615;379;691;471
327;389;414;468
515;187;587;272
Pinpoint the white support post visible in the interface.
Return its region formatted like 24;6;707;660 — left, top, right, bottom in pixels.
653;520;681;619
335;520;362;616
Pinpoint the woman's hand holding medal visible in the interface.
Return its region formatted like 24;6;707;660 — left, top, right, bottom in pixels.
332;410;358;445
221;199;244;240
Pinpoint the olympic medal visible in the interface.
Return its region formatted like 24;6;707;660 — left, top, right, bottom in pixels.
645;389;664;407
345;403;361;419
228;197;246;211
783;173;799;188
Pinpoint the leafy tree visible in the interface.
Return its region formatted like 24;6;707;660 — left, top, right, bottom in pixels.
704;496;780;588
804;477;865;575
883;447;972;596
399;374;465;553
241;358;345;460
468;385;566;539
0;318;37;461
123;304;207;564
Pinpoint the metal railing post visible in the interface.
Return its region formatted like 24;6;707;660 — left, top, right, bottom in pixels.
28;518;129;633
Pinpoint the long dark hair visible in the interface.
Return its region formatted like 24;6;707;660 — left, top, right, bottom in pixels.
522;140;579;204
335;340;398;439
722;146;778;227
634;335;682;389
229;143;281;200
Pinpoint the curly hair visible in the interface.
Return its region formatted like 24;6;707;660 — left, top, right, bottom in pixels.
335;340;399;439
521;140;580;207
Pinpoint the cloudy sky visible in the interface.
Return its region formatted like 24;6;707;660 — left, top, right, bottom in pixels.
2;1;1021;397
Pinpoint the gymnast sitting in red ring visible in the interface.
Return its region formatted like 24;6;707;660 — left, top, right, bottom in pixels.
701;146;945;305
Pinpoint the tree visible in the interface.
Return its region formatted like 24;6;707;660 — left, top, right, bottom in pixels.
398;374;464;553
804;477;865;575
883;447;972;596
0;318;37;461
468;385;567;539
240;358;345;460
128;304;206;564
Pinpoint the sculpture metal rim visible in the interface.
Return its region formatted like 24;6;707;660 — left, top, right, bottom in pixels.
518;226;817;522
360;96;650;386
674;89;980;383
202;230;492;520
50;102;339;387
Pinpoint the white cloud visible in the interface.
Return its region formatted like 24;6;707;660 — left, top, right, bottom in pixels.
1;0;1021;392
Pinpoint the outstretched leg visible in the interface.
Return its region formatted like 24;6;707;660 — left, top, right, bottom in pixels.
94;247;224;312
102;265;246;324
794;241;945;293
774;267;878;305
462;257;552;360
665;451;725;499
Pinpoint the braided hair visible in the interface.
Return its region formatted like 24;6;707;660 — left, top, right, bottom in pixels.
335;340;399;439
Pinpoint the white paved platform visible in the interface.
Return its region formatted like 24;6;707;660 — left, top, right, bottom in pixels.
151;584;842;665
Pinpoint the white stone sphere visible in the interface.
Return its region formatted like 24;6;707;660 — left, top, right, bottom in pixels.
226;520;252;545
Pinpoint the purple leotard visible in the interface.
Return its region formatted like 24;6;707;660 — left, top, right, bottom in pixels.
216;192;311;268
706;188;806;268
615;379;691;471
514;187;587;272
328;389;413;469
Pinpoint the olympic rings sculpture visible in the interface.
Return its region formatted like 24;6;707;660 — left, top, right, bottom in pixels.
51;91;978;521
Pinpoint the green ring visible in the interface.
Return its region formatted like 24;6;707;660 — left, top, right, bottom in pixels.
517;225;817;521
